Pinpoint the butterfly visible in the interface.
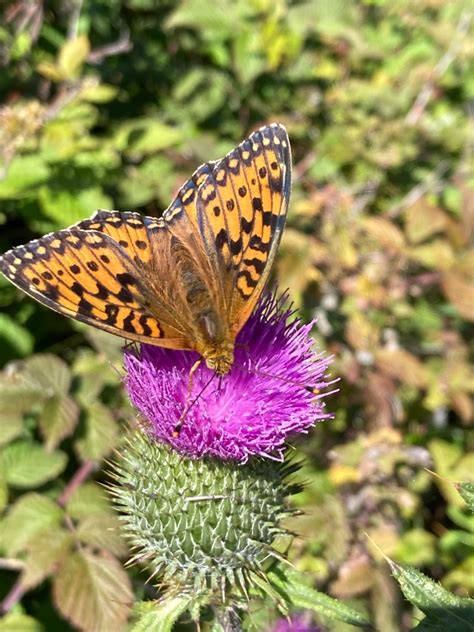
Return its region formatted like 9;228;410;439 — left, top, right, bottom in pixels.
0;123;291;375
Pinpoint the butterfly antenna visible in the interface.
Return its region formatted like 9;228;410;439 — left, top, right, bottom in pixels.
172;371;216;437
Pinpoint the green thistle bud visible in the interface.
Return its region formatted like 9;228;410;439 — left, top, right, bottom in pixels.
108;430;301;604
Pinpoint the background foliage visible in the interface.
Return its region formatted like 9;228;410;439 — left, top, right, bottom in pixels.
0;0;473;630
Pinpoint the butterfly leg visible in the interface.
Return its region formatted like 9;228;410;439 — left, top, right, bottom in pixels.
172;358;203;437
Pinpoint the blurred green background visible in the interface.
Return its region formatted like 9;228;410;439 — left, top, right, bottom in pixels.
0;0;473;630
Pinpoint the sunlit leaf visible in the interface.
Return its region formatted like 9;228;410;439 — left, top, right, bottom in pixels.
0;612;44;631
66;482;112;520
389;561;474;631
457;482;474;512
75;402;120;463
58;35;90;78
0;493;63;556
38;395;80;451
0;314;34;356
76;513;128;556
0;413;24;446
0;441;67;488
376;349;428;388
131;597;194;631
22;527;73;589
404;199;447;244
268;566;371;628
441;271;474;322
53;550;133;632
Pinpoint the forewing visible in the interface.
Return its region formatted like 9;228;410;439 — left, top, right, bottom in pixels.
0;227;188;347
196;123;291;332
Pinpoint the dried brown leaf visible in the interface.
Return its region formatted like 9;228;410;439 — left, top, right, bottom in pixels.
441;271;474;321
376;349;428;388
404;198;448;243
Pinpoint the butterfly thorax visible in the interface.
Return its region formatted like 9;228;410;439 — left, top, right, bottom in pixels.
192;308;234;375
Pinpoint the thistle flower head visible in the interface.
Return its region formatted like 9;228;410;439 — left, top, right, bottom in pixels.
109;431;301;602
124;294;333;462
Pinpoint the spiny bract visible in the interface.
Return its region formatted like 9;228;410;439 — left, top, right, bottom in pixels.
108;430;301;602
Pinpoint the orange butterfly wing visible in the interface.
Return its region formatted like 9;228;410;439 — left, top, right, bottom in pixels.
0;124;291;355
163;123;291;334
0;221;188;347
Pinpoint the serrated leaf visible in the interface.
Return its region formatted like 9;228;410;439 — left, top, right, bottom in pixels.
0;612;44;631
390;561;474;612
53;550;133;632
58;35;90;78
410;606;474;632
66;482;112;520
0;413;24;446
75;402;119;463
22;527;73;588
0;441;67;488
76;513;128;556
72;349;120;407
457;482;474;512
131;597;193;632
38;395;80;451
0;493;63;556
22;354;72;395
441;271;474;322
376;349;428;388
404;200;447;244
0;370;46;415
268;566;371;628
362;216;405;253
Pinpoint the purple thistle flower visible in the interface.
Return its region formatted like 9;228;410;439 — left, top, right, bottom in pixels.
124;293;334;462
270;614;323;632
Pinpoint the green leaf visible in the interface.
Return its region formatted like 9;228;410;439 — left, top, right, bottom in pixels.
72;348;120;407
457;482;474;512
410;606;474;632
76;513;128;556
390;561;474;616
0;155;50;199
268;566;372;628
0;371;46;416
75;402;120;463
0;493;63;556
38;184;113;227
131;597;193;632
80;82;118;103
0;475;7;512
0;314;34;356
22;527;73;588
0;441;67;488
394;529;436;566
66;482;111;520
0;612;44;631
38;395;80;451
58;35;90;78
22;354;72;395
36;60;64;81
0;413;24;446
116;118;183;156
53;550;133;632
